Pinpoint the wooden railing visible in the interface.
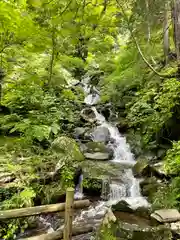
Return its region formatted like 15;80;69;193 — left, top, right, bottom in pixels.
0;188;91;240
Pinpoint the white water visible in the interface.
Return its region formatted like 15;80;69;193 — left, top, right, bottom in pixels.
74;75;150;224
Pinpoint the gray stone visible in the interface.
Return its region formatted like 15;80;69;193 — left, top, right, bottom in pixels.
91;126;110;143
112;200;133;213
151;209;180;223
84;152;110;160
74;127;87;139
80;108;97;123
85;141;112;155
170;221;180;237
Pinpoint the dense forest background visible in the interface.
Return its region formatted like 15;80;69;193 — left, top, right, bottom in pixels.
1;0;180;238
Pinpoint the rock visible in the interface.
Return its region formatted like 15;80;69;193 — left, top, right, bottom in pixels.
100;221;172;240
51;136;84;162
85;141;113;157
73;127;87;139
91;126;110;143
139;177;161;201
112;200;150;218
170;221;180;237
84;152;110;160
132;158;150;177
116;118;129;133
151;209;180;223
133;158;167;179
80;108;97;123
81;160;126;196
100;106;111;120
112;200;134;213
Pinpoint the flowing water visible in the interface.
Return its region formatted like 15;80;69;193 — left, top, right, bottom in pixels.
21;74;149;238
73;75;149;226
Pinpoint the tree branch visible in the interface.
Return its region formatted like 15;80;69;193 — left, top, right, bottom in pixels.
116;0;178;79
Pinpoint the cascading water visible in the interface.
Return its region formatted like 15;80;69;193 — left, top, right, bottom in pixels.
74;73;150;226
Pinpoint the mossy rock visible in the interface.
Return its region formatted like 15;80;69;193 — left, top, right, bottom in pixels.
85;141;109;153
81;160;126;180
140;177;161;201
132;158;149;177
99;221;172;240
51;136;84;162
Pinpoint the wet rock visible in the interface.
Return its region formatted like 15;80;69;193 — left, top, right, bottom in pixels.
112;200;150;218
84;152;110;161
80;108;97;123
112;200;134;213
151;209;180;223
116;118;129;133
91;126;110;143
132;158;167;180
73;127;88;139
84;141;113;157
100;105;111;120
82;160;126;180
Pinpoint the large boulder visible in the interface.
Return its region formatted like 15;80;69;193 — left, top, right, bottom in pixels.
99;221;172;240
133;158;167;179
51;136;84;162
112;200;150;218
84;152;110;161
91;126;110;143
112;200;134;213
80;108;97;123
84;141;113;157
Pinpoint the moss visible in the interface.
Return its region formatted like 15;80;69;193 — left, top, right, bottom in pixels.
85;142;109;153
52;136;84;162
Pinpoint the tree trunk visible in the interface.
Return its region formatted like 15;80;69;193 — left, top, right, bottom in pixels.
49;28;56;85
172;0;180;70
145;0;151;42
163;3;169;65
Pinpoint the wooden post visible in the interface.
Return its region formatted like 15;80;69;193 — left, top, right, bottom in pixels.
63;188;74;240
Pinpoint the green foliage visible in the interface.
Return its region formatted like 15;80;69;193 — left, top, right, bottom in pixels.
152;183;178;210
164;141;180;175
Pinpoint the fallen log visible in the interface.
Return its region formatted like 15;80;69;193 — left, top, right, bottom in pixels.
20;225;94;240
0;200;90;220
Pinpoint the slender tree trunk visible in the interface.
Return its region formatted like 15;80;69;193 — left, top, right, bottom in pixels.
49;29;56;85
163;3;169;65
172;0;180;71
145;0;151;42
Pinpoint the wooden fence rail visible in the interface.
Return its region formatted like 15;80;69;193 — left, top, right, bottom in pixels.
0;188;91;240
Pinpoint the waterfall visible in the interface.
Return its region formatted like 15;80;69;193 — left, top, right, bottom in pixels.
74;174;84;200
73;73;150;226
